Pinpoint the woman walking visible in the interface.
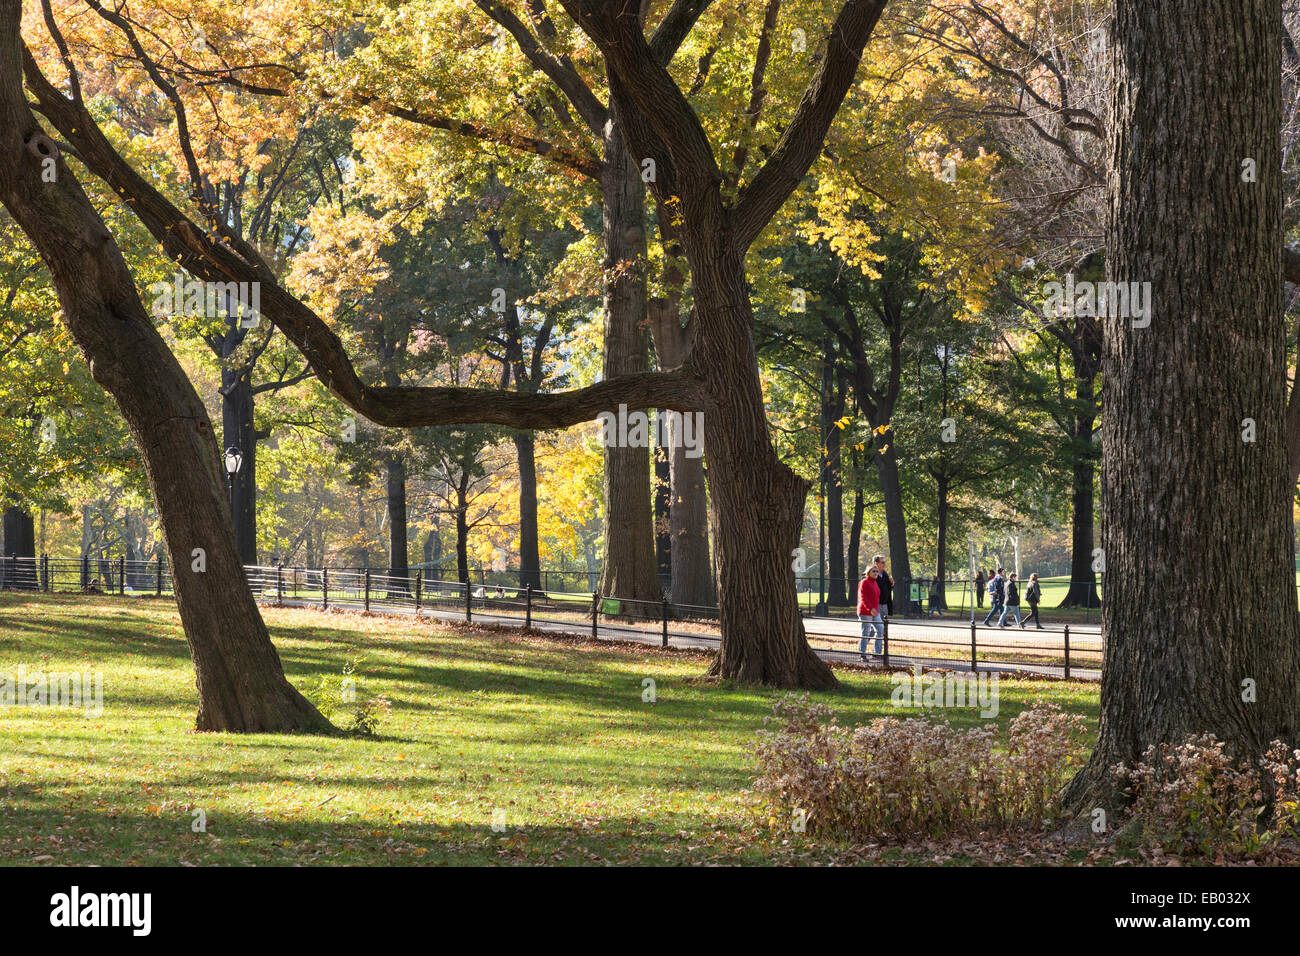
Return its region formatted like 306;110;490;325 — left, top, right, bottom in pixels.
857;567;883;662
1023;573;1044;629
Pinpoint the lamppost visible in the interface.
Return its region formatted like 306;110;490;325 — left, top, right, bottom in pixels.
223;447;242;519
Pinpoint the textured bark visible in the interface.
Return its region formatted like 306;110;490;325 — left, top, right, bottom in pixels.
0;8;330;733
385;453;408;582
1065;0;1300;809
220;365;258;564
596;112;662;605
934;473;949;609
648;299;715;607
823;341;849;605
513;432;542;590
653;429;672;579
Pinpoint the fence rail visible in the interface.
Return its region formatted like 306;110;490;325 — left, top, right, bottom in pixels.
0;554;1103;679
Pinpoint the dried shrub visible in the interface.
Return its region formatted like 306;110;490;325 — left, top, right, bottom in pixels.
754;694;1087;842
1117;736;1300;858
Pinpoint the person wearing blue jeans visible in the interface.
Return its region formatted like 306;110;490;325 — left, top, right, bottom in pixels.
981;567;1005;625
998;572;1022;627
857;567;883;660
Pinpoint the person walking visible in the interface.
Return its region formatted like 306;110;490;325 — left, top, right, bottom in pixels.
873;555;894;619
981;567;1004;625
857;567;883;661
1023;573;1044;629
998;572;1022;627
974;568;986;608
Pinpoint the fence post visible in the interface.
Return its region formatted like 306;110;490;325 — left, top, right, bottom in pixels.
465;580;473;622
525;583;533;629
81;553;88;590
662;596;669;648
155;555;163;596
591;591;599;639
1063;624;1071;681
970;620;978;673
276;564;283;606
364;568;371;612
322;567;329;610
883;617;890;669
41;554;48;592
415;571;422;616
118;556;125;595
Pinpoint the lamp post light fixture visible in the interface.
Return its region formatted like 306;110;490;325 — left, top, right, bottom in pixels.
223;447;242;515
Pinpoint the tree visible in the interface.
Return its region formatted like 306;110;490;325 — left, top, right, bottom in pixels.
1064;0;1300;807
0;0;331;732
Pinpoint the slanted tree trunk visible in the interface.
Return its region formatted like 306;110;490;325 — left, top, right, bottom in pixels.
597;114;662;605
1065;0;1300;809
0;21;330;732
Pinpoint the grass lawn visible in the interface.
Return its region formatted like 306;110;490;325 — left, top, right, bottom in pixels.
0;592;1099;865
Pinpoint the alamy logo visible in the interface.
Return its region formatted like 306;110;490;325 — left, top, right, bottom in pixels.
0;665;103;717
597;405;704;459
50;886;151;936
1041;274;1151;328
150;274;261;327
890;664;999;718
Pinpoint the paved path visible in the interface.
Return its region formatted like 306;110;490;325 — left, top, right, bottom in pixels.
270;595;1102;681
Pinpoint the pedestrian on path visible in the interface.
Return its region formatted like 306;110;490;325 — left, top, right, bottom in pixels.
1023;573;1044;629
974;568;985;608
873;555;894;619
998;572;1022;627
858;567;883;661
982;567;1004;625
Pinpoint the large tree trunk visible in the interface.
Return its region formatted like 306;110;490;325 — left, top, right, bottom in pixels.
847;486;864;592
693;249;836;688
1065;0;1300;808
596;114;662;604
220;364;258;565
648;300;715;607
934;472;949;609
1059;366;1101;608
0;21;330;733
513;432;543;590
653;426;672;581
385;453;408;588
873;441;914;613
824;344;849;606
2;506;35;588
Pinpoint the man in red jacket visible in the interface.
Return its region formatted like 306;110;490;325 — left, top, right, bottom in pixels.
858;566;882;661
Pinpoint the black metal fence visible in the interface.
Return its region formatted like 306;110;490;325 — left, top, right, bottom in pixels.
0;554;1104;679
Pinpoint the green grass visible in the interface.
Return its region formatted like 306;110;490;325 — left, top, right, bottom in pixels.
0;592;1099;865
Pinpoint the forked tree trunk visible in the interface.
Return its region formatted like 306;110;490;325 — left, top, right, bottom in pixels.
0;17;330;732
597;114;662;605
1065;0;1300;810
